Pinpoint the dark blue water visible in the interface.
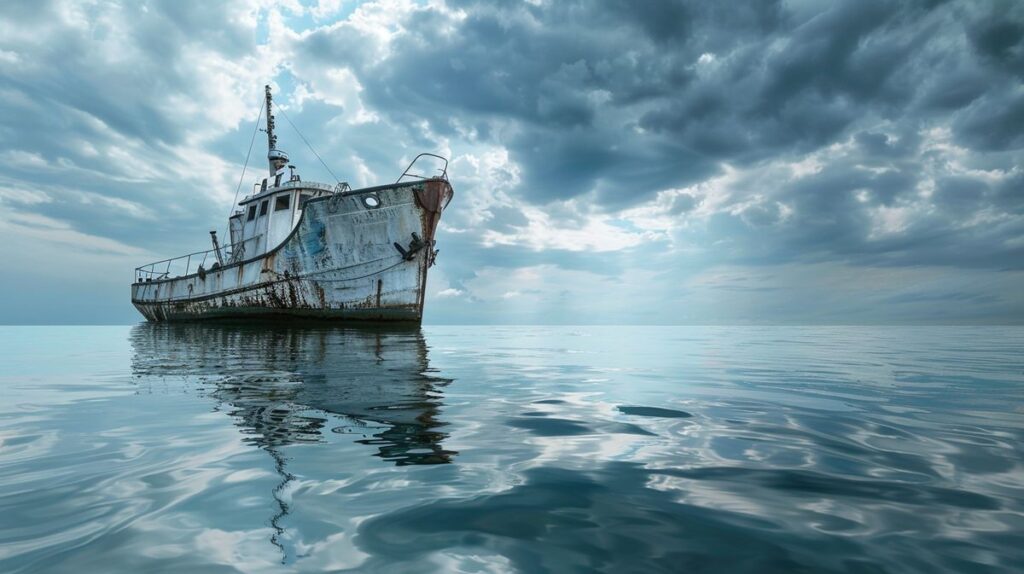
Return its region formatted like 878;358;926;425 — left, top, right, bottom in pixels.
1;325;1022;573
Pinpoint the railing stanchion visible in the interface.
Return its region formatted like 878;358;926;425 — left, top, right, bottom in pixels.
133;233;265;283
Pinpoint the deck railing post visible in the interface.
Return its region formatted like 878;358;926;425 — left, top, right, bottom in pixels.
136;231;268;282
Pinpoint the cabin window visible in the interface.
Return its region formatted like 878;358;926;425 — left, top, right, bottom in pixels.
299;194;312;209
274;195;290;211
247;205;257;221
259;200;269;216
260;178;267;193
274;173;282;187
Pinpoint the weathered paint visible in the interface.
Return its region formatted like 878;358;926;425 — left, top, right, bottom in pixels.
131;179;453;323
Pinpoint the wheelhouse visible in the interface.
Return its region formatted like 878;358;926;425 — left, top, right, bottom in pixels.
228;175;335;260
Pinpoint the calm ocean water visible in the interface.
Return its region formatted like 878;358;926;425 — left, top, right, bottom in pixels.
0;325;1022;573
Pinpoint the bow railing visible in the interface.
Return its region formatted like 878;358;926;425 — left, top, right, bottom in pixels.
396;153;449;183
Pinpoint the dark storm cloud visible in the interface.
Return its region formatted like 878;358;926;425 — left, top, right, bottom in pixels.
991;171;1024;214
703;154;1023;271
0;0;270;256
296;0;747;201
966;2;1024;74
3;2;248;147
285;0;1022;278
309;0;1016;196
953;91;1024;152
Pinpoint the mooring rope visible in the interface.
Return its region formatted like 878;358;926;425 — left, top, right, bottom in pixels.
227;98;266;223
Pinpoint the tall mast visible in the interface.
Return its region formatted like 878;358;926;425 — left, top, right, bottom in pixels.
264;85;289;178
265;85;277;176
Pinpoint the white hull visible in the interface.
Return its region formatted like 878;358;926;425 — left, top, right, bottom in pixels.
132;179;452;322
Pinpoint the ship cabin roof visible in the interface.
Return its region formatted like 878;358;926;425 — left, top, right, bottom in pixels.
238;178;336;207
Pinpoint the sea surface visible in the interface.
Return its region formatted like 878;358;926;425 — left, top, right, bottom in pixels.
0;325;1022;573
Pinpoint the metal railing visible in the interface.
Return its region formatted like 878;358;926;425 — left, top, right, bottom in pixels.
134;234;263;283
397;153;449;183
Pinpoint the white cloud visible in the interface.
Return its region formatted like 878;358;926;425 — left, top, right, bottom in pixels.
0;211;147;257
0;183;52;207
481;199;656;252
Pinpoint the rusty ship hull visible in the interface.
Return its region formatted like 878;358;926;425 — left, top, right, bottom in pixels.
131;179;452;323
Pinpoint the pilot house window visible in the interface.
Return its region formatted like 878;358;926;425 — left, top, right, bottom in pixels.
247;205;257;221
274;195;290;211
259;200;269;216
300;194;312;209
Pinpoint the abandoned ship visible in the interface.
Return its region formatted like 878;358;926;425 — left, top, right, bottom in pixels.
131;86;453;322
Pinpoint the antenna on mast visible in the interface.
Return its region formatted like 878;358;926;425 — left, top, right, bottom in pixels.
265;84;288;176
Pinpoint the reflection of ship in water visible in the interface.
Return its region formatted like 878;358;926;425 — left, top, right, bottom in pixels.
131;323;456;559
129;322;456;465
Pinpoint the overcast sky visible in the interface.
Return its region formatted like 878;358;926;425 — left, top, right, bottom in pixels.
0;0;1021;324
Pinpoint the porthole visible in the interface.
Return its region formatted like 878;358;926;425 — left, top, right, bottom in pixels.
362;195;381;209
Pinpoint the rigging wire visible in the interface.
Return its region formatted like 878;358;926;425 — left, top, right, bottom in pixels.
277;105;342;184
228;98;266;222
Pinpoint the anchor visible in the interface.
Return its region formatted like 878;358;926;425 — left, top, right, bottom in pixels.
393;232;428;261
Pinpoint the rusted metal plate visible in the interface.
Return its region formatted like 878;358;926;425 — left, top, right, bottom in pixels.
131;179;453;323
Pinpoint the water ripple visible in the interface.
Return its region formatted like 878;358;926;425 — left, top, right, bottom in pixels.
0;325;1022;572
